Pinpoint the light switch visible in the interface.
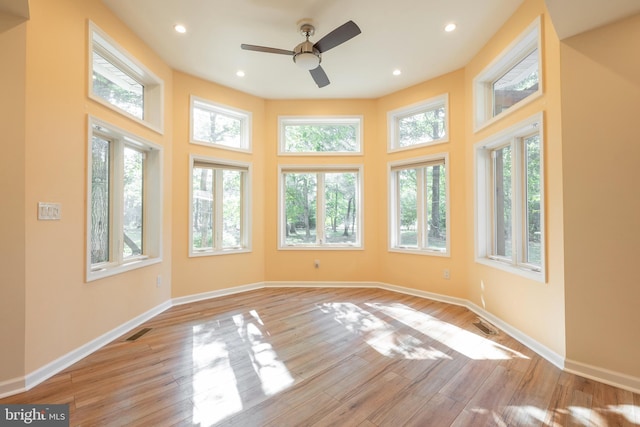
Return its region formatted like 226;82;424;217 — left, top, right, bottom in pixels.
38;202;61;220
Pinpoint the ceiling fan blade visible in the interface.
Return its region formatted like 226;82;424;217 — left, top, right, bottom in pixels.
309;65;330;88
241;44;294;55
313;20;361;53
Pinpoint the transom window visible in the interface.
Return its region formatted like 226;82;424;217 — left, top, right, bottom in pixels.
279;165;363;249
473;17;542;131
475;113;545;281
279;117;362;155
388;95;448;152
87;117;162;281
89;22;164;133
190;96;252;152
189;156;251;256
389;154;449;255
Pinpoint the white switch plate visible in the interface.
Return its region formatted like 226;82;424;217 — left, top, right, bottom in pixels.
38;202;61;220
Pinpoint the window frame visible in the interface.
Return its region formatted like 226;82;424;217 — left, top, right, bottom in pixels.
388;153;450;256
88;21;164;134
278;116;363;156
86;116;163;282
473;17;542;132
189;95;252;153
278;164;364;250
474;113;545;282
188;155;252;257
387;94;449;152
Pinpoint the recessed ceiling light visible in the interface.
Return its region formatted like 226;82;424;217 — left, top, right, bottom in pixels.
236;70;245;77
392;69;402;76
444;23;457;32
174;24;187;34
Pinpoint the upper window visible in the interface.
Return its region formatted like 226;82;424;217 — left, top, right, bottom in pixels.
475;113;545;282
89;22;164;133
190;96;252;152
279;116;363;155
388;154;450;255
473;17;542;131
388;95;448;152
279;165;363;249
87;117;163;281
189;156;251;256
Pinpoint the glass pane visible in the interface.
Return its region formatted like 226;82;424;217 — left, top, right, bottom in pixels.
222;170;243;248
284;123;358;153
92;51;144;119
324;172;358;245
398;106;446;148
90;136;110;264
398;169;418;247
493;49;539;116
493;145;512;258
425;164;446;250
525;134;541;266
123;147;144;258
192;167;214;250
193;105;242;148
284;173;317;245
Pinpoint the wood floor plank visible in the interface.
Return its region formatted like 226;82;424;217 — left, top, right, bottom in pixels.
1;287;637;427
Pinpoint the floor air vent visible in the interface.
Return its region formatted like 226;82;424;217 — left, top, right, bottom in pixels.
473;320;497;336
126;328;152;341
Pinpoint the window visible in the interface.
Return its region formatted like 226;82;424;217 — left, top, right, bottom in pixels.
89;22;164;133
473;17;541;131
190;96;252;152
279;116;363;155
388;95;448;152
279;165;363;249
475;113;544;281
389;154;449;255
87;117;162;281
189;156;251;256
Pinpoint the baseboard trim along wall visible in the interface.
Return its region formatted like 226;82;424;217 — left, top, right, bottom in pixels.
4;281;638;398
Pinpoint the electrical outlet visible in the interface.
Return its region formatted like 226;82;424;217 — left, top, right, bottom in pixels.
38;202;61;220
443;269;450;280
314;259;320;268
156;275;162;287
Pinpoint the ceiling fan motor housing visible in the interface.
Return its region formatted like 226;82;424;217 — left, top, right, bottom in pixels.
293;40;321;70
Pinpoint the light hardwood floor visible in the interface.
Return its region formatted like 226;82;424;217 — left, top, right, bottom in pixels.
2;287;639;426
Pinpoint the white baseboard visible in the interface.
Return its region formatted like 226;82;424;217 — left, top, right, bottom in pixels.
172;282;264;306
0;376;26;400
4;281;639;398
565;359;640;394
24;300;172;391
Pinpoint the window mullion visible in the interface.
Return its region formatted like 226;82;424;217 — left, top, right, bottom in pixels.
513;138;524;266
316;173;325;244
111;139;124;264
214;169;224;250
416;168;426;249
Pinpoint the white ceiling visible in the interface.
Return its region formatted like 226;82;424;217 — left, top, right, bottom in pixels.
96;0;640;99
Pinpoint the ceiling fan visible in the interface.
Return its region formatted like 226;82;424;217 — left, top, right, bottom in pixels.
241;20;361;88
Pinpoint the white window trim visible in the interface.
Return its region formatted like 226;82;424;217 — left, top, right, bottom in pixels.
278;116;364;156
188;155;252;257
189;95;252;153
474;112;545;282
278;164;364;250
88;21;164;134
388;153;450;256
86;116;163;282
473;16;542;132
387;94;449;153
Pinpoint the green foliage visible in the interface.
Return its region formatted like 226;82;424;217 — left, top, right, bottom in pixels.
399;107;445;147
285;123;357;153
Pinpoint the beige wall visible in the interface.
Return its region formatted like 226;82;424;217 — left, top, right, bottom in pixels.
0;17;27;385
264;99;381;283
171;71;266;297
561;13;640;377
377;70;468;299
22;0;173;373
464;0;566;357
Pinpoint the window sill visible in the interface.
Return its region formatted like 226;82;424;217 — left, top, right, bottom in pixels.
189;248;252;257
389;247;450;257
475;256;545;283
87;256;161;282
278;245;363;251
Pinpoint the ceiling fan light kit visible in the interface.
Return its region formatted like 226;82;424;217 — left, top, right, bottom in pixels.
241;20;361;88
